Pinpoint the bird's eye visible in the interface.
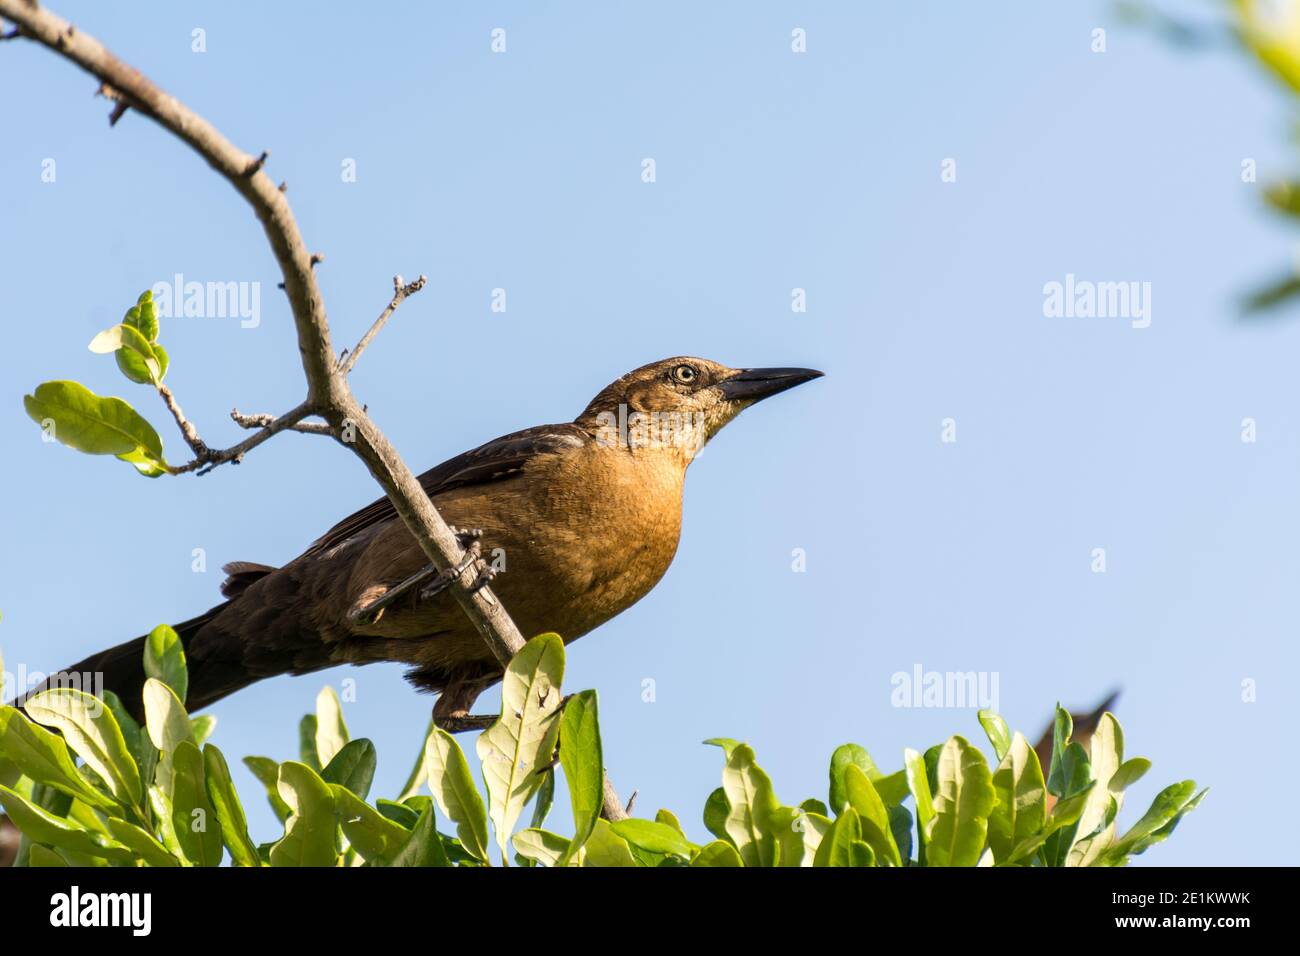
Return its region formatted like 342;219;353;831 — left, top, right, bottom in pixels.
673;364;698;385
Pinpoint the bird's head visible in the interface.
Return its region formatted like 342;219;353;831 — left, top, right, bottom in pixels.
576;356;823;462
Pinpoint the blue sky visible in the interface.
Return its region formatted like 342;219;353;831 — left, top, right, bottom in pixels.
1;1;1296;865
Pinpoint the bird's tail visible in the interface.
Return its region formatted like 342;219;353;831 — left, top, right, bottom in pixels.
14;603;253;722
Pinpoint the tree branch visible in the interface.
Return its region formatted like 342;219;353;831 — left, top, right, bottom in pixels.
166;402;315;476
231;408;333;436
339;274;427;375
0;0;631;822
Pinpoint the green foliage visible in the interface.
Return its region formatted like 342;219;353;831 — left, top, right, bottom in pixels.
24;289;173;476
0;632;1204;866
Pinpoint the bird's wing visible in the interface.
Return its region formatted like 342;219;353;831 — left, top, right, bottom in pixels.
302;422;591;557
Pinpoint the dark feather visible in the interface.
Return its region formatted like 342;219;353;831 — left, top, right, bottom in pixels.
303;423;590;557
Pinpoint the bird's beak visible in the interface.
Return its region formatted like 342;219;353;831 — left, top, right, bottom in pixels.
717;367;824;403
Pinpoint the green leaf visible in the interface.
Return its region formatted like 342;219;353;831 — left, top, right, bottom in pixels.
142;678;192;795
1125;787;1207;858
270;761;339;867
386;801;451;867
114;297;163;383
1100;780;1200;864
904;747;935;865
1002;781;1096;865
721;743;780;867
691;840;744;867
135;290;160;342
314;686;349;768
610;819;694;859
581;818;637;867
243;756;291;823
333;785;410;864
23;688;142;809
772;805;831;867
476;633;565;865
889;804;913;864
978;710;1012;762
513;828;572;867
530;767;555;829
321;738;376;801
851;840;877;867
703;786;730;843
0;706;116;809
23;380;168;475
376;799;419;829
656;808;686;837
843;764;902;866
557;688;602;864
298;714;321;772
0;784;132;864
813;806;862;867
828;743;876;814
105;816;179;868
987;732;1047;865
1046;704;1091;799
926;735;995;867
148;785;185;860
102;690;156;789
189;715;217;748
799;797;830;818
1068;713;1124;867
702;737;742;757
423;727;490;864
95;322;163;384
169;740;222;866
144;624;188;704
1110;757;1151;791
28;845;68;867
829;742;907;811
204;744;260;867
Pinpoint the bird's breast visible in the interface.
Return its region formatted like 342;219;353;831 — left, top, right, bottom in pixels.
489;442;686;641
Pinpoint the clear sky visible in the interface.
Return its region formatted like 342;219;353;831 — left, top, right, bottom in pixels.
1;1;1295;865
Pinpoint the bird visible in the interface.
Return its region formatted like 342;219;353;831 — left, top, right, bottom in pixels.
19;357;822;729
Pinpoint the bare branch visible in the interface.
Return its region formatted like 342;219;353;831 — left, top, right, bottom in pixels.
231;408;333;436
338;274;427;375
166;402;315;476
1;0;629;821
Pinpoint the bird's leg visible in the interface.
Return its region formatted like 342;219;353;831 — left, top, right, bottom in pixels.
432;673;497;733
418;528;483;601
346;527;482;625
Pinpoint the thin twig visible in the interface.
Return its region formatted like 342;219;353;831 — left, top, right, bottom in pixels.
166;403;315;476
156;382;208;458
231;408;333;435
338;274;427;375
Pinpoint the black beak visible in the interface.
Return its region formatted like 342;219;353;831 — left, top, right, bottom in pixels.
718;367;824;403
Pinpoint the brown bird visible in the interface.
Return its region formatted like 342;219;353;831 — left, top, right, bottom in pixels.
22;357;822;728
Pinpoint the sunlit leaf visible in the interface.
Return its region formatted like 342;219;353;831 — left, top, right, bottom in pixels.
270;761;339;867
423;727;490;865
476;633;565;865
23;380;168;476
23;688;142;810
927;736;995;867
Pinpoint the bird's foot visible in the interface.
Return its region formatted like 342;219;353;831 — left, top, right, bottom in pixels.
432;713;497;733
418;527;484;601
467;563;498;594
